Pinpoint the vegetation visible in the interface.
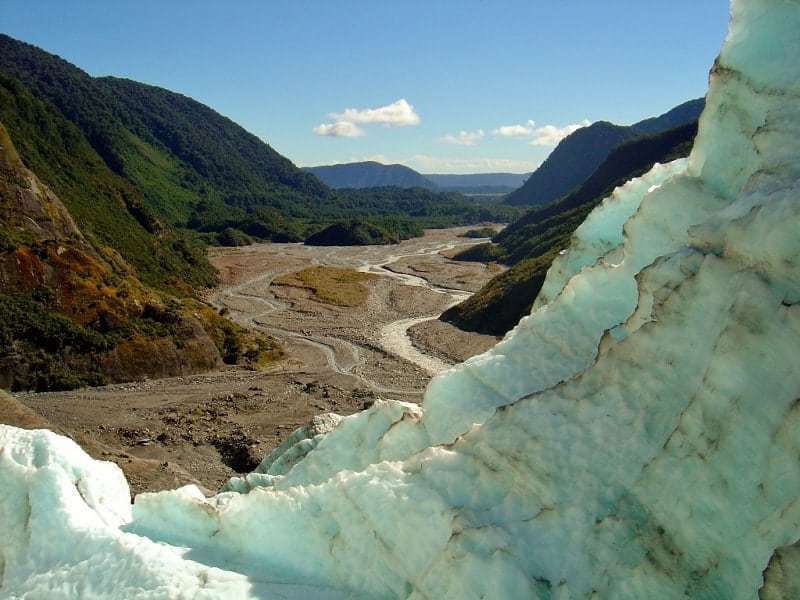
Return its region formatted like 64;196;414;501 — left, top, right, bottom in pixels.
0;292;112;391
504;98;703;206
444;121;699;335
0;80;280;391
272;267;377;307
305;219;421;246
0;71;217;293
304;161;436;189
328;187;521;229
190;302;283;368
461;227;499;239
216;228;254;247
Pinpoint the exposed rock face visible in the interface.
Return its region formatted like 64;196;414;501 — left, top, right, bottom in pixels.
0;123;90;249
0;121;98;289
0;121;224;390
1;1;800;598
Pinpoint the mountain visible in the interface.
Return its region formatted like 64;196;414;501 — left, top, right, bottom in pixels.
424;172;530;192
0;70;215;293
443;120;698;335
504;98;704;206
0;34;329;228
305;219;417;246
0;35;522;247
0;118;278;391
304;163;531;194
304;161;436;189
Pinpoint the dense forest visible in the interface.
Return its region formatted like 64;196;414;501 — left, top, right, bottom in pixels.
0;34;518;250
191;185;521;246
504;98;703;206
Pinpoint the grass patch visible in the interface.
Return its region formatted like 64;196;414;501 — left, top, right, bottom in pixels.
461;227;498;239
451;242;506;263
272;267;376;307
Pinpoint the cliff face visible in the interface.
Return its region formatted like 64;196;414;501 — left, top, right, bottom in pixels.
2;1;800;598
0;122;225;390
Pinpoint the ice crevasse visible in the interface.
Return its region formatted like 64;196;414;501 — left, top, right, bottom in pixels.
2;0;800;598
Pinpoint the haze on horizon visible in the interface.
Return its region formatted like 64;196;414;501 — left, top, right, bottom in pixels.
1;0;729;173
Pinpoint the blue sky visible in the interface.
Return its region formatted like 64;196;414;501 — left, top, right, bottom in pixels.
2;1;730;173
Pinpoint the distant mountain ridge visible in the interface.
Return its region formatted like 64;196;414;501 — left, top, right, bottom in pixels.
504;98;704;206
443;120;699;335
304;161;529;193
424;172;530;191
304;161;435;189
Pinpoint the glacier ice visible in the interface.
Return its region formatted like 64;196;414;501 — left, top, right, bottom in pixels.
3;0;800;597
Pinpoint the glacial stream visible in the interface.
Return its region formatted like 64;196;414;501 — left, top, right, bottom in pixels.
356;246;474;375
212;237;485;389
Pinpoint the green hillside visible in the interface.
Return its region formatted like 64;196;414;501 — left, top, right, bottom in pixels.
442;121;698;335
504;99;703;207
0;34;519;247
0;34;329;228
304;161;436;189
0;71;215;292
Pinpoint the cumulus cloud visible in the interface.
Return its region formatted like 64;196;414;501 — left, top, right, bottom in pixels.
492;120;537;138
492;118;592;146
439;129;485;146
530;120;591;146
358;154;390;164
312;121;365;138
329;99;421;127
314;99;420;138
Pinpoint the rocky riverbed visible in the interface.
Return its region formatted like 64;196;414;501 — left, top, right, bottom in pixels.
12;227;503;493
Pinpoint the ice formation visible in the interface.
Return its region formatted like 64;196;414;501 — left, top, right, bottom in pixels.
2;0;800;597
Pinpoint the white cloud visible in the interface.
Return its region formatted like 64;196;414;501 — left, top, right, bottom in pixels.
492;118;592;146
357;154;390;164
439;129;485;146
492;120;537;138
329;98;421;127
408;154;540;174
312;121;365;138
530;119;591;146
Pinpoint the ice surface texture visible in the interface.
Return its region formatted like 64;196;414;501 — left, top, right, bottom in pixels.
3;1;800;597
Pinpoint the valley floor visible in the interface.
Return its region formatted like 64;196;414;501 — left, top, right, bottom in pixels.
12;227;501;494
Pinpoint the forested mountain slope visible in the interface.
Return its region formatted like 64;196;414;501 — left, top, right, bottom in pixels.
0;34;329;228
0;34;517;245
0;71;215;292
304;161;436;189
504;98;703;207
443;121;698;334
0;75;279;391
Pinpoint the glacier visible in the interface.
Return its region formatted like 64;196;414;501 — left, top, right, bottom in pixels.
2;0;800;597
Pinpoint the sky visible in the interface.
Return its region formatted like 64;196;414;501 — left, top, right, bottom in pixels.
1;1;730;174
